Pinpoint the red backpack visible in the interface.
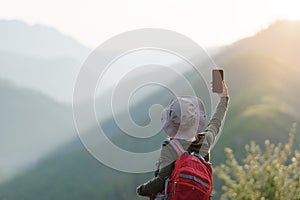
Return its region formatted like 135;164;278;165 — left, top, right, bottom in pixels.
153;139;213;200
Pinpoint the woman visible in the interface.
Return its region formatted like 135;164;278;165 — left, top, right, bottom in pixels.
137;80;229;198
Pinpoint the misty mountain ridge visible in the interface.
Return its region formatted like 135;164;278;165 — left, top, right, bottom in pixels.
0;51;82;103
233;20;300;67
0;20;210;103
0;20;90;61
0;20;93;102
0;79;76;183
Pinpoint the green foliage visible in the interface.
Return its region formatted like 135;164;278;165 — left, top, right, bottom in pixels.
215;123;300;200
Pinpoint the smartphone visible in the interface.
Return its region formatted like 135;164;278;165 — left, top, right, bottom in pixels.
212;69;224;93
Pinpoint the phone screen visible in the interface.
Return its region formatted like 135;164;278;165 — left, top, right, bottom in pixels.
212;69;224;93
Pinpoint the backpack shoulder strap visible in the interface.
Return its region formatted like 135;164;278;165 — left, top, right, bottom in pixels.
169;139;186;157
162;139;170;146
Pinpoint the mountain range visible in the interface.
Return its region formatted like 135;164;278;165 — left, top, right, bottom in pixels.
0;19;300;199
0;20;91;103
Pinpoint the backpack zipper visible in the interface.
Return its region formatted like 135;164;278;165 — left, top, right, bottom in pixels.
174;182;177;194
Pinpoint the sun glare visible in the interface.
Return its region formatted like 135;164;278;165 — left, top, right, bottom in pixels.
270;0;300;20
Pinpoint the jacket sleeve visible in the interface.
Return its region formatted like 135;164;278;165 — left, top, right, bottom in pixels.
203;96;229;148
138;142;178;195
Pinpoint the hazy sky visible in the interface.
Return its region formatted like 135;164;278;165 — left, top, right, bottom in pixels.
0;0;299;48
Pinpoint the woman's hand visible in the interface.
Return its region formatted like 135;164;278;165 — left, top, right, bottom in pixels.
210;80;229;98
